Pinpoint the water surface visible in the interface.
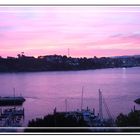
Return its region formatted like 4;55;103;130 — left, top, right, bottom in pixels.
0;67;140;126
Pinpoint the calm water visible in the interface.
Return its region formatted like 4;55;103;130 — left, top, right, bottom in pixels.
0;67;140;126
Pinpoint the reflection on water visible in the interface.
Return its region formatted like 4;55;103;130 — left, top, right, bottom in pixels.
0;67;140;126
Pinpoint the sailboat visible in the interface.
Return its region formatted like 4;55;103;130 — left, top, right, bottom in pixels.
0;88;25;106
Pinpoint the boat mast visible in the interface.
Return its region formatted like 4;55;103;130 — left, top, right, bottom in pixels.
81;86;84;111
99;89;103;120
13;88;16;109
13;88;15;98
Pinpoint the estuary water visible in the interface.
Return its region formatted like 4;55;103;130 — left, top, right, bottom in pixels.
0;67;140;126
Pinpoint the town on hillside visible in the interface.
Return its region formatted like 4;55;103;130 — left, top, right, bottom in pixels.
0;52;140;72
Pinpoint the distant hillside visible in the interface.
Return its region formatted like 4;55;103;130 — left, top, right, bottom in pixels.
0;54;140;72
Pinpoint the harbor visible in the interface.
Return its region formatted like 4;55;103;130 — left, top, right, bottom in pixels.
0;88;25;130
63;89;115;127
0;84;139;132
0;67;140;132
0;6;140;134
25;89;116;132
0;87;115;131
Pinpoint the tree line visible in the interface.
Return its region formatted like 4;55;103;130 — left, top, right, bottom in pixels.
0;54;140;72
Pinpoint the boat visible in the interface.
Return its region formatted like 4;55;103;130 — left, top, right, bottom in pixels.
134;98;140;104
0;107;24;127
0;88;26;106
0;96;25;106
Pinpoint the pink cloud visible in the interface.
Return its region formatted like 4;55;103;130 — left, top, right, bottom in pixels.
0;7;140;58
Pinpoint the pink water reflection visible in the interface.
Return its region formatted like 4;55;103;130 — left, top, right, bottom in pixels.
0;67;140;125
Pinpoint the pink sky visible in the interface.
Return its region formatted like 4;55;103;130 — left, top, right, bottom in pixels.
0;6;140;58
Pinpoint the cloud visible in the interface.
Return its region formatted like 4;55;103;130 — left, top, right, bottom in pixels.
110;33;123;38
111;32;140;39
1;6;140;57
127;32;140;38
109;32;140;46
0;25;14;31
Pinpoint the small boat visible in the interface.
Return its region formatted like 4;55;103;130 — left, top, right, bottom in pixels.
0;88;25;106
0;96;25;106
134;98;140;104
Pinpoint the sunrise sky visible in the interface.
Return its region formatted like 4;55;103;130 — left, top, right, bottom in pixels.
0;6;140;58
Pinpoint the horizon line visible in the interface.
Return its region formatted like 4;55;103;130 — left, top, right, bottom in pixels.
1;53;140;59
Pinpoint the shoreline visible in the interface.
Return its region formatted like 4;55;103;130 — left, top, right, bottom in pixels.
0;66;139;74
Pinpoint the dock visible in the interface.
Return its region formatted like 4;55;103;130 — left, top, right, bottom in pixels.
0;96;25;106
0;107;24;127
